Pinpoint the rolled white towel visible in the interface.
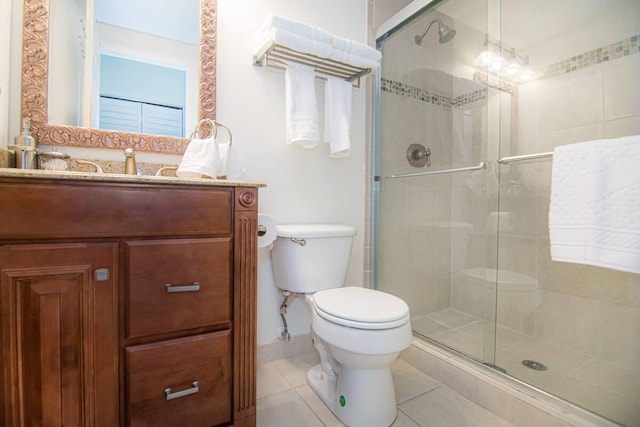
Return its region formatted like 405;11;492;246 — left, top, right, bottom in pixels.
285;62;320;147
324;75;352;158
263;14;332;43
331;35;382;62
177;137;219;179
327;48;380;69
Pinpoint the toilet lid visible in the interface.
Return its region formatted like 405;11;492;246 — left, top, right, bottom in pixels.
312;287;410;329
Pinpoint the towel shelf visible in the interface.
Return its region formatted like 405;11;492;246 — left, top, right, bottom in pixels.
253;43;372;87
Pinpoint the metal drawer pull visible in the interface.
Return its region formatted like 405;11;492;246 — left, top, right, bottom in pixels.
165;282;201;293
164;381;199;400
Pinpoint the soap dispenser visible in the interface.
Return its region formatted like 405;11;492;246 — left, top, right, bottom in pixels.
9;118;38;169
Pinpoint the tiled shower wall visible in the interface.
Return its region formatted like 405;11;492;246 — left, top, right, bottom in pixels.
501;33;640;370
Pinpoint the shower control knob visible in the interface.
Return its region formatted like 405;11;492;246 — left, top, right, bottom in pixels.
407;144;431;168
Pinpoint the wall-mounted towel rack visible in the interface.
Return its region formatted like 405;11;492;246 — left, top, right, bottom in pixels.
498;152;553;164
385;162;486;179
253;43;372;87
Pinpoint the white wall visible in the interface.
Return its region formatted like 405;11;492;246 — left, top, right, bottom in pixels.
216;0;368;345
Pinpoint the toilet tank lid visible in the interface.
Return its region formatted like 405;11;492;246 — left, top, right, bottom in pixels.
276;224;356;238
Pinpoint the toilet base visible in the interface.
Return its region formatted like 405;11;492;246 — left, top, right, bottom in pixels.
307;363;398;427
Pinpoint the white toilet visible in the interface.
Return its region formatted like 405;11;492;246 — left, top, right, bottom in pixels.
271;224;412;427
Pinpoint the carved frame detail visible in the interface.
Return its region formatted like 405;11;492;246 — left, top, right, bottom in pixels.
21;0;216;155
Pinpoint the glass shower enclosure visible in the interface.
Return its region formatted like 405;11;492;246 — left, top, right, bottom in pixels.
374;1;640;425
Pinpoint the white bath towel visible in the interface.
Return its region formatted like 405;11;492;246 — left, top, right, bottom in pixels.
177;137;219;179
324;75;352;158
284;62;320;147
256;28;333;60
549;135;640;274
327;48;380;69
330;35;382;62
261;14;332;43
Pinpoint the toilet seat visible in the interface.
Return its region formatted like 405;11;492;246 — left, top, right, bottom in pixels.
312;287;410;330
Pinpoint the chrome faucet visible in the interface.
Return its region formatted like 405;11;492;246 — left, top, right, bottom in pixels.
124;148;138;175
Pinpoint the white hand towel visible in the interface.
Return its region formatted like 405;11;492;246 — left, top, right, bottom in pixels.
549;135;640;274
218;142;246;180
324;75;352;158
285;62;319;147
330;35;382;62
177;137;219;178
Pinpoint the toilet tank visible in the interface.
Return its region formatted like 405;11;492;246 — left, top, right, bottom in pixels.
271;224;356;293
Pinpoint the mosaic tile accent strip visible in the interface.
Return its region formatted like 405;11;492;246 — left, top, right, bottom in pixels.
543;34;640;78
381;78;488;110
381;78;453;108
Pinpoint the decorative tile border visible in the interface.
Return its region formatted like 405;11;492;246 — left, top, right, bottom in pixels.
543;34;640;78
381;78;488;110
381;78;453;108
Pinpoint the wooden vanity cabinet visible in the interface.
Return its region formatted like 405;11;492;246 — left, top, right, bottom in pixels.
0;177;259;427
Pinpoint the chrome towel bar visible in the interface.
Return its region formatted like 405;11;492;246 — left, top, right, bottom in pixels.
498;151;553;164
385;162;486;179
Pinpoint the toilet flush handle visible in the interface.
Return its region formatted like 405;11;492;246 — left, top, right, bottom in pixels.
291;238;306;246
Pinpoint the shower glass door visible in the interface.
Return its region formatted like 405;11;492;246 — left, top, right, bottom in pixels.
375;0;503;366
376;0;640;424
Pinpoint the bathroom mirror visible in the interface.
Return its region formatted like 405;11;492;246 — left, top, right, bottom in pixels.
21;0;216;155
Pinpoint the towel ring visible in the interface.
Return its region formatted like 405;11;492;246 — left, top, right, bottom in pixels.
190;119;233;147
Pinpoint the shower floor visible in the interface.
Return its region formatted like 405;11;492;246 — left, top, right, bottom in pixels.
412;309;640;426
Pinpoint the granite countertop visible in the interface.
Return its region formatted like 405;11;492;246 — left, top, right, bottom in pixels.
0;168;266;188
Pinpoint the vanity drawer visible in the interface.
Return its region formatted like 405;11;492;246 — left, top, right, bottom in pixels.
0;181;233;240
126;331;231;426
126;238;231;338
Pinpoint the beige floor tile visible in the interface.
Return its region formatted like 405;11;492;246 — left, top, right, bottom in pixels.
426;308;479;328
392;409;421;426
430;330;484;360
497;338;589;372
273;352;320;388
398;387;515;427
257;388;324;427
572;358;640;398
391;358;441;404
295;384;344;427
257;360;292;399
410;315;451;336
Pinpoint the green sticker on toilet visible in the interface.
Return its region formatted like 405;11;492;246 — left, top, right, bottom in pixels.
339;395;346;407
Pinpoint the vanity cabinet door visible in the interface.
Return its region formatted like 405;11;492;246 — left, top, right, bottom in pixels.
0;243;118;427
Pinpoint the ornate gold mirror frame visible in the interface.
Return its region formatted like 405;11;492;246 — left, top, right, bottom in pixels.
21;0;216;155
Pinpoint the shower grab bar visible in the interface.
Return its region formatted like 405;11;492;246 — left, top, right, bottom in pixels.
498;152;553;164
385;161;486;179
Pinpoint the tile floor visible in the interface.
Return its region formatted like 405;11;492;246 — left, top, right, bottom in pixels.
257;351;514;427
413;308;640;426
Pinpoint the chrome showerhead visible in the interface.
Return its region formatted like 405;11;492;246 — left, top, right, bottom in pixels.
439;25;456;43
415;18;456;45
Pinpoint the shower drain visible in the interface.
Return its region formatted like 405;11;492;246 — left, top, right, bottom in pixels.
522;360;548;371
